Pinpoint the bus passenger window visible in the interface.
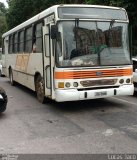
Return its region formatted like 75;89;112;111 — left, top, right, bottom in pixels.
33;22;43;53
18;30;24;53
25;26;33;53
9;35;13;54
13;33;18;53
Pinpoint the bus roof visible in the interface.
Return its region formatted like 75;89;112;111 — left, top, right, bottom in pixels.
2;4;126;38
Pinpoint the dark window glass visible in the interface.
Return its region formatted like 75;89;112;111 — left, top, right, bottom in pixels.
12;34;15;53
25;26;32;53
14;33;18;53
36;23;43;52
32;22;43;53
19;30;24;53
9;35;13;54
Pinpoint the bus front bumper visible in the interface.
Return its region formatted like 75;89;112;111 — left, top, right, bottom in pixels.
55;84;134;102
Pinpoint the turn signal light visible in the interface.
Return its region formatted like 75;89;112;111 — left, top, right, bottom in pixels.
58;82;64;88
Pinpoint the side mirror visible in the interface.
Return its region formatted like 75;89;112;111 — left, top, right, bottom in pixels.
51;25;58;39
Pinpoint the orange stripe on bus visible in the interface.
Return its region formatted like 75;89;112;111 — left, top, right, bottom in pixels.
54;68;132;79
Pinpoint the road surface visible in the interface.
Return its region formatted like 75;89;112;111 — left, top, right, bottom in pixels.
0;77;137;154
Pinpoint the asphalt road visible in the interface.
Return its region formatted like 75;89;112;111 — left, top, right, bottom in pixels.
0;77;137;154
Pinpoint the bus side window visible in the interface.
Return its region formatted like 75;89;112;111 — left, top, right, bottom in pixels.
25;26;33;53
32;25;36;53
32;22;43;53
12;34;15;53
9;35;13;54
13;32;18;53
18;30;24;53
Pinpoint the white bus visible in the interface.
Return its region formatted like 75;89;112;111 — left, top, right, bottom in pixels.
2;4;134;103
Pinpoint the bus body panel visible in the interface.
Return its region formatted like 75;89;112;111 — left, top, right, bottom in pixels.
14;53;43;90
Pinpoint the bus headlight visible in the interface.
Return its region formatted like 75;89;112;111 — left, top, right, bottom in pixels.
119;79;124;84
65;82;71;88
126;78;130;83
73;82;79;87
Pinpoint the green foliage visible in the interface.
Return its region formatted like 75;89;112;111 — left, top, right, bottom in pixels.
0;2;7;15
86;0;109;5
6;0;34;29
0;2;7;47
0;16;7;47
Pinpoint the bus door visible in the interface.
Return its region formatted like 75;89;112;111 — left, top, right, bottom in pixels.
43;24;54;98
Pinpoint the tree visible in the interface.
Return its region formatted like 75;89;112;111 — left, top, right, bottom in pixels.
6;0;34;29
0;2;7;16
0;2;7;47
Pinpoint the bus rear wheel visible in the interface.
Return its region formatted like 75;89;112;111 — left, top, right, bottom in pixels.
9;69;15;86
35;75;45;103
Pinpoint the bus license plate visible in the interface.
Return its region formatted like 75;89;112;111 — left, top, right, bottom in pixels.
95;91;107;97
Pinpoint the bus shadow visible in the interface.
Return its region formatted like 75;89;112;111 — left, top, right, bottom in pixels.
5;79;126;114
6;80;36;98
0;113;7;120
49;98;124;114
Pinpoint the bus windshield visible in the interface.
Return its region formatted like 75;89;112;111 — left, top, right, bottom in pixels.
56;21;131;67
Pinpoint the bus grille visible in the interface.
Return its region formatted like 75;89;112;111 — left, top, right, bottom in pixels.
80;79;118;87
55;68;132;79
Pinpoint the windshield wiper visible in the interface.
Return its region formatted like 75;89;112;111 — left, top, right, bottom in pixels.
109;19;115;29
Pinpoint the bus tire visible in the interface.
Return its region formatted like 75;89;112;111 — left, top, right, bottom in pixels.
35;75;45;103
0;87;7;113
9;69;15;86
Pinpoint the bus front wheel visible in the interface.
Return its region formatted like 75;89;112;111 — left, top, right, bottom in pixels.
35;75;45;103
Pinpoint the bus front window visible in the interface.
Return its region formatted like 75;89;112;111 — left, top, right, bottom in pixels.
56;21;131;67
